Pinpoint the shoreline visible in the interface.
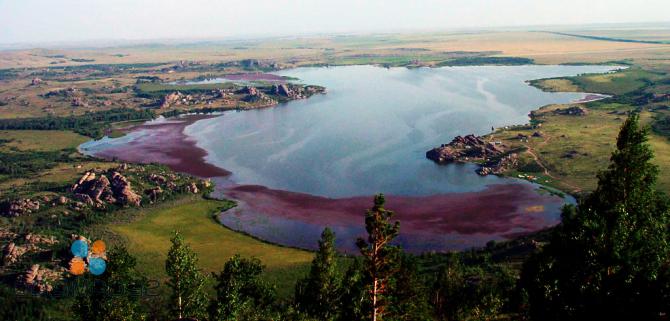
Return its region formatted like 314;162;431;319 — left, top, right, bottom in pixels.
80;64;620;251
219;183;565;253
92;114;231;178
84;112;569;252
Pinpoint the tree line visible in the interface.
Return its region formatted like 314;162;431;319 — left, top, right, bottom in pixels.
0;108;155;139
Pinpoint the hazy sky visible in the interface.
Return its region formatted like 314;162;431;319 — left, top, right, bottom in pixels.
1;0;669;44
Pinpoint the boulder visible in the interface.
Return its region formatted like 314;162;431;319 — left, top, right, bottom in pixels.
71;97;88;107
21;264;61;293
72;171;114;205
2;242;25;266
275;84;291;97
72;170;141;207
186;182;199;194
239;86;258;96
111;172;141;207
56;196;69;205
214;88;230;98
149;173;167;184
0;199;40;217
477;153;519;176
145;186;163;202
160;92;183;108
203;179;212;188
73;193;95;206
554;106;587;116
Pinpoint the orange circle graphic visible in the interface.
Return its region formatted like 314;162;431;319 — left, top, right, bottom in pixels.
69;257;86;275
91;240;106;255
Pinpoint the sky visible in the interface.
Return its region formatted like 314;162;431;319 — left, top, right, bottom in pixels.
1;0;669;45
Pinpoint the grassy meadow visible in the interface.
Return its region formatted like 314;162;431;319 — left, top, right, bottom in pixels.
101;196;315;298
0;130;88;151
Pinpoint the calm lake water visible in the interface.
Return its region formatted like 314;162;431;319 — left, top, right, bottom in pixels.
186;65;617;198
82;64;620;252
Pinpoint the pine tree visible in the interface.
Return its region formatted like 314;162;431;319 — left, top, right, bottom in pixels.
210;254;277;321
165;231;208;321
295;227;340;320
338;258;367;321
431;255;466;321
74;245;148;321
356;194;401;321
387;254;432;321
520;114;670;320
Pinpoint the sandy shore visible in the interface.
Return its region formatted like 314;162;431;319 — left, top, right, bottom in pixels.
95;115;230;178
573;93;611;103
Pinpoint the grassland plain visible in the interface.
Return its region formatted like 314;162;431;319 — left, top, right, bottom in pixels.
0;130;88;151
506;65;670;194
532;67;665;95
96;195;315;298
0;129;111;192
2;31;670;69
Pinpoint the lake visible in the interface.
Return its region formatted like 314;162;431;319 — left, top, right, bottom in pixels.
82;64;619;252
187;65;615;197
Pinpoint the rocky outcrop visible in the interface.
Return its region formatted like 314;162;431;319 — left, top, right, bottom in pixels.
272;84;325;100
56;196;69;205
160;91;184;108
186;182;199;194
239;86;277;106
277;83;291;96
476;153;519;176
427;134;518;176
72;171;108;206
71;96;88;107
149;173;167;184
72;171;141;207
426;135;505;164
239;86;258;96
2;234;58;266
214;88;231;99
3;242;26;266
554;106;587;116
21;264;62;293
145;186;163;202
31;78;43;86
0;199;40;217
24;233;58;246
273;83;308;99
110;172;142;206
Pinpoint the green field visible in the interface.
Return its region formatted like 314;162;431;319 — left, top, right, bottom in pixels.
532;67;665;95
570;68;663;95
105;196;315;298
0;130;88;152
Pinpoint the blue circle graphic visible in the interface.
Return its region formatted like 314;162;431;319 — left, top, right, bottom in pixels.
70;240;88;258
89;257;107;276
